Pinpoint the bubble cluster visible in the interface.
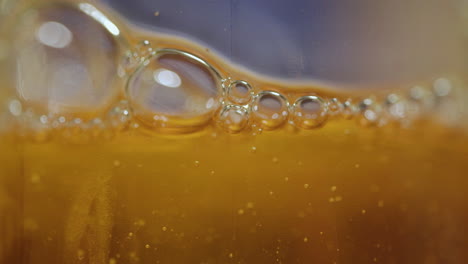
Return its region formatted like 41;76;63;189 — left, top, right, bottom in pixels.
7;100;131;142
2;2;463;138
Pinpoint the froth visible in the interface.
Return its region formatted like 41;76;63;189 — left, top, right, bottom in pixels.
2;2;466;140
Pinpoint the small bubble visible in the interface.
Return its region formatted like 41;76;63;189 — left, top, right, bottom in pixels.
121;49;140;72
8;99;22;116
194;160;200;167
303;237;309;242
378;200;384;207
109;258;117;264
218;105;249;133
329;197;335;203
228;253;234;258
304;183;309;189
386;96;407;120
358;98;381;126
108;100;131;130
237;209;245;215
227;80;253;105
128;232;134;237
410;85;426;101
328;98;343;116
284;177;289;182
145;244;150;249
331;186;337;192
433;78;452;97
319;231;324;235
136;40;153;58
39;115;48;124
252;91;289;130
355;163;360;168
250;146;257;153
335;196;343;202
113;160;121;167
292;95;328;129
246;202;254;209
361;209;367;215
272;157;279;163
210;170;215;175
342;99;357;119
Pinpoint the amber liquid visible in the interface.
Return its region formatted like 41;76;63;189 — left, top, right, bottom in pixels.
0;119;466;264
1;1;468;264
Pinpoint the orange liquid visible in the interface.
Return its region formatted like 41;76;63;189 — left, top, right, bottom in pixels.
0;120;467;264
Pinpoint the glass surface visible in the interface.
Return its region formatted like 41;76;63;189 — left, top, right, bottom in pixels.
1;0;468;263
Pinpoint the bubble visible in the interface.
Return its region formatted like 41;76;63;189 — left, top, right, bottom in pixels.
107;100;131;130
13;3;121;114
22;110;51;142
409;86;426;101
251;91;289;130
136;40;154;59
384;94;408;120
121;50;140;75
327;98;343;116
217;105;249;133
227;80;253;105
8;99;22;116
408;85;435;112
127;49;223;132
357;98;382;126
433;78;452;97
342;99;357;119
249;146;257;153
291;95;328;129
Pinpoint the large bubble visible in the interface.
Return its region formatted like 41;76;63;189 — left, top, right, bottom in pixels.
127;49;223;132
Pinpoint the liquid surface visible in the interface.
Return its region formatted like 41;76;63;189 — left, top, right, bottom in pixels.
1;1;468;264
